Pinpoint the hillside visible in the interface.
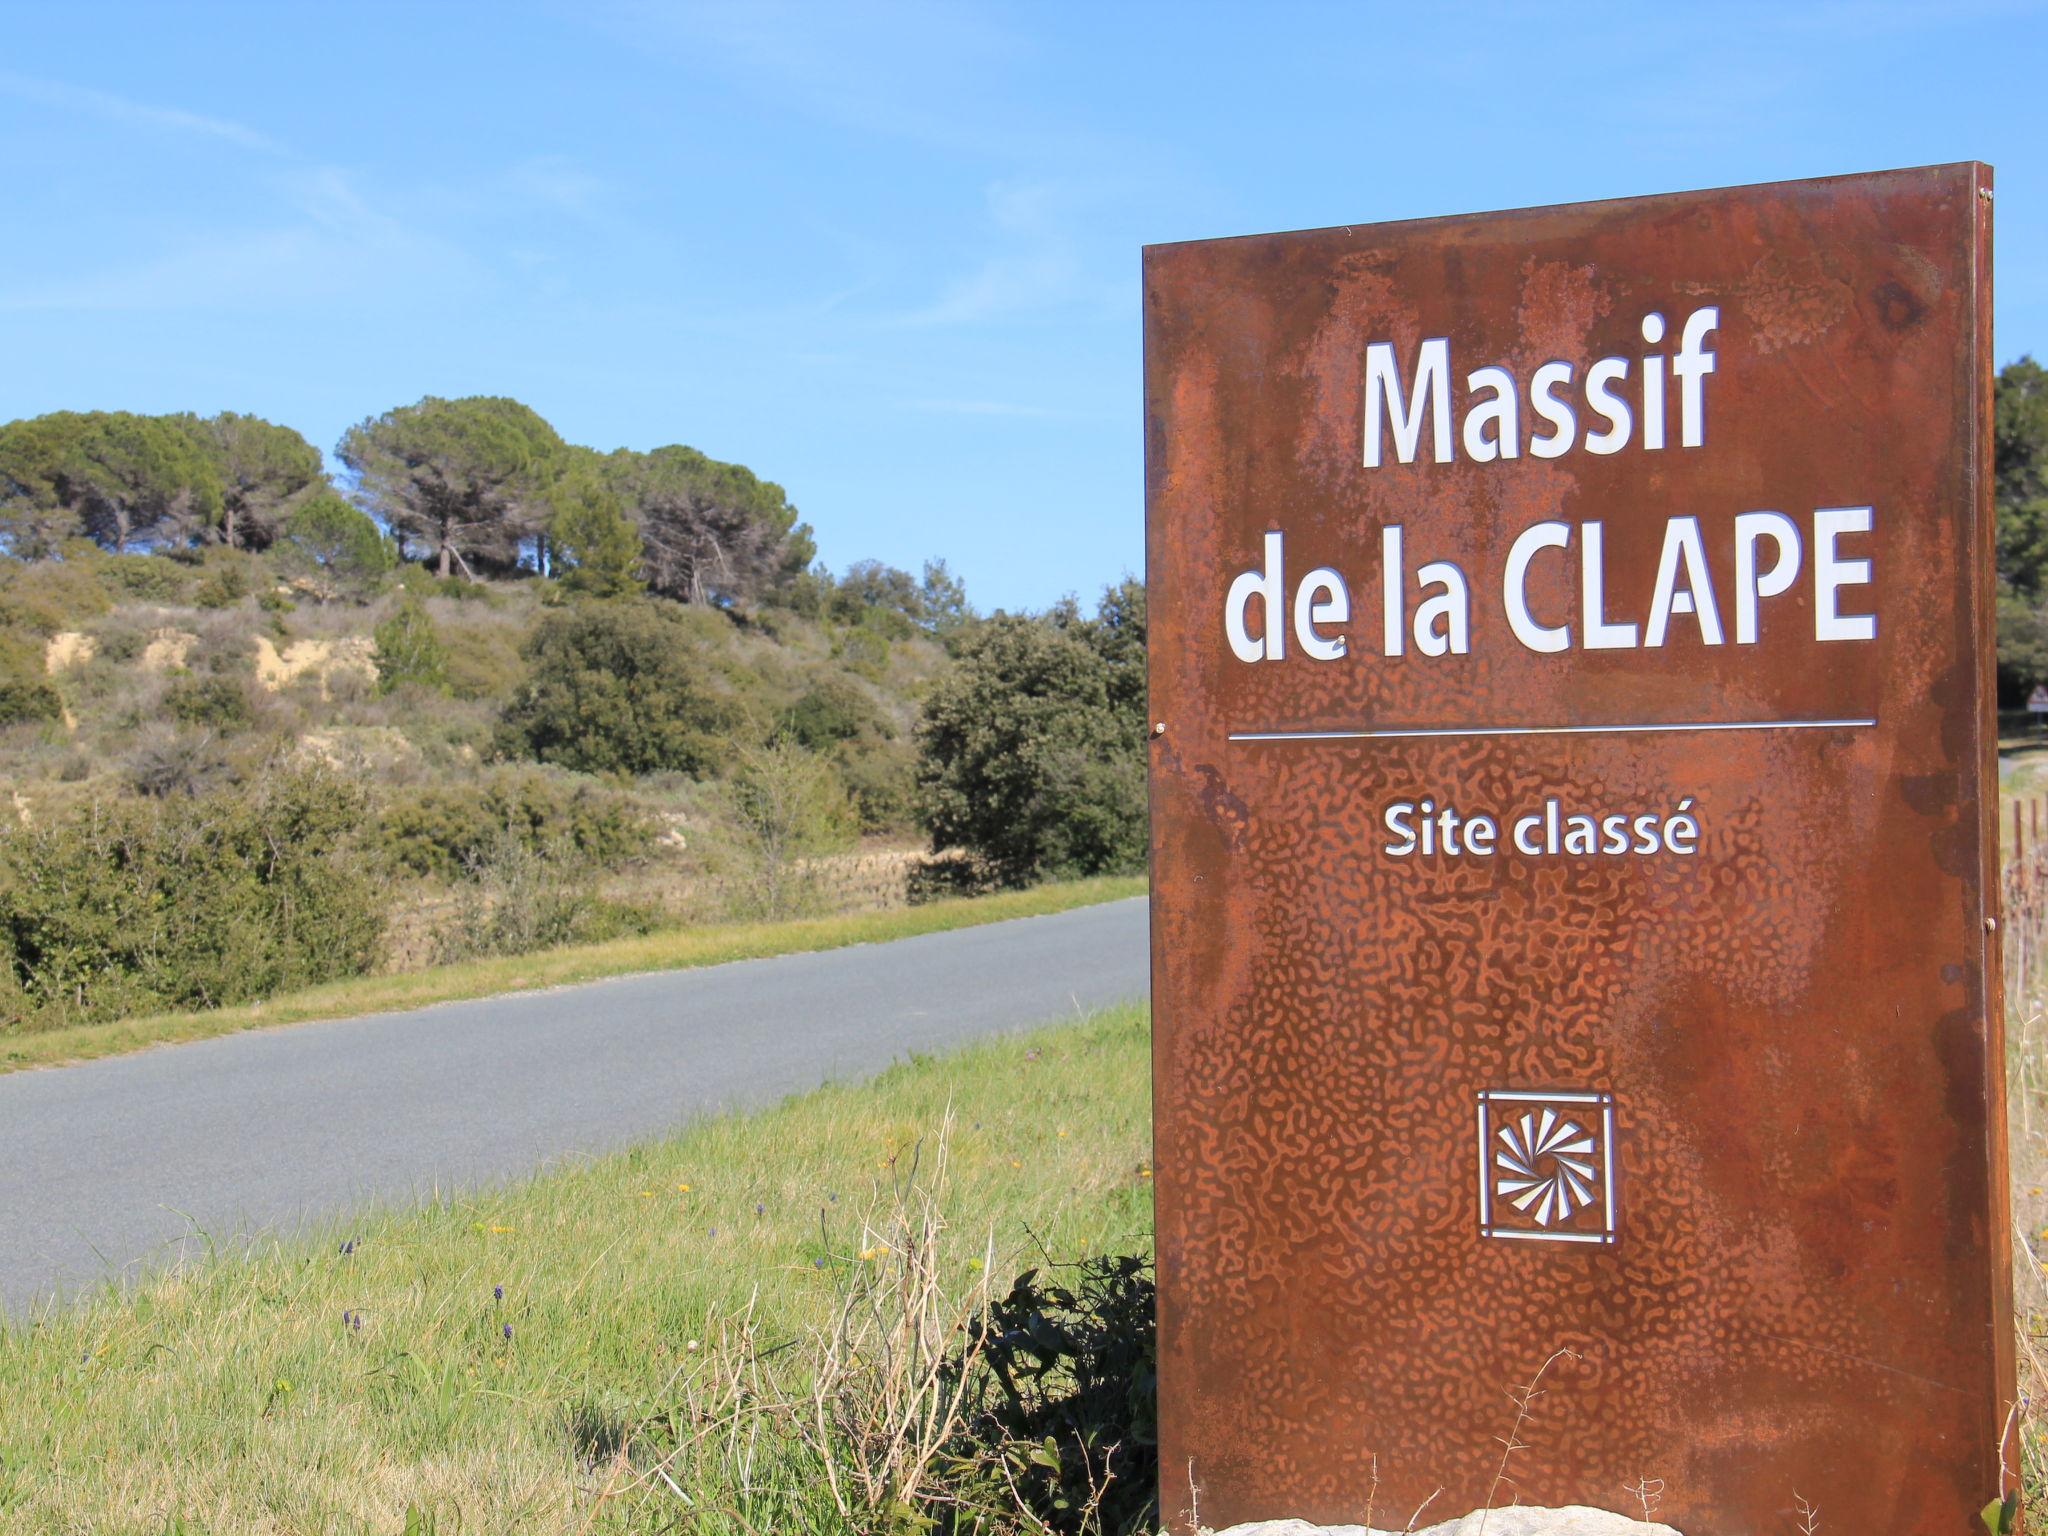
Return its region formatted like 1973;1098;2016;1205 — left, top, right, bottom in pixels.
0;401;1146;1037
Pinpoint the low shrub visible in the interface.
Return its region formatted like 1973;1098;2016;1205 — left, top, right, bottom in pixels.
906;850;997;905
194;560;251;609
371;594;448;694
435;830;661;963
379;768;652;880
0;548;113;634
165;675;253;731
125;725;232;799
783;676;891;750
724;738;857;919
833;624;890;682
0;625;43;682
91;611;151;663
838;739;916;833
0;680;63;726
101;554;189;603
942;1256;1158;1534
438;612;525;703
0;765;385;1031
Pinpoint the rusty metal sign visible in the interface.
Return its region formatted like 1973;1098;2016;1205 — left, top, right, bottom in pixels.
1145;165;2010;1532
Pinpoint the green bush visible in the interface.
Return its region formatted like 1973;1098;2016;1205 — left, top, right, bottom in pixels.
379;768;652;879
782;676;889;750
91;613;149;663
437;612;525;703
914;589;1146;886
372;594;448;694
0;680;63;725
165;675;253;731
101;554;189;602
194;559;251;609
941;1256;1158;1535
0;766;385;1031
494;601;735;776
0;549;112;634
837;739;914;832
831;624;889;681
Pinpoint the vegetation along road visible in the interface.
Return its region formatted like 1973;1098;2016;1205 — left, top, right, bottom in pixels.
0;896;1148;1314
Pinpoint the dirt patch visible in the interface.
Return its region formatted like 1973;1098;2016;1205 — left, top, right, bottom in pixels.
140;629;198;672
42;632;96;674
253;635;378;698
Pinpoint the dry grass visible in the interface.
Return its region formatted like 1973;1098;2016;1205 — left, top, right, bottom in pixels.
0;1004;1154;1533
2006;784;2048;1509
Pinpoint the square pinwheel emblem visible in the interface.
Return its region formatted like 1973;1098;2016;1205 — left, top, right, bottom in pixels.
1477;1089;1618;1245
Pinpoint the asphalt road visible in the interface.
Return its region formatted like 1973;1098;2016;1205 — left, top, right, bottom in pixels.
0;896;1149;1315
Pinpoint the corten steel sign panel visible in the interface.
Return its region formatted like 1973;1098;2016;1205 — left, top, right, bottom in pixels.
1144;165;2009;1533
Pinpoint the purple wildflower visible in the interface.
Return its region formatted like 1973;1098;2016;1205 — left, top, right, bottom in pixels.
503;1322;514;1340
493;1285;504;1301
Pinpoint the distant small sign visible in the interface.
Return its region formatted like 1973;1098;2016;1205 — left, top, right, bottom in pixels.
2028;686;2048;714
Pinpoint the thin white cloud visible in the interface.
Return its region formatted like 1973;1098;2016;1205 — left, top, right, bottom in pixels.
887;179;1097;329
502;155;611;217
609;0;1032;154
0;70;284;154
0;166;480;314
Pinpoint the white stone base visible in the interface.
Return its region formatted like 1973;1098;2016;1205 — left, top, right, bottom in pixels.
1213;1507;1680;1536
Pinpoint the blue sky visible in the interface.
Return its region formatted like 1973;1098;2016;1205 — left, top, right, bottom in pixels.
2;1;2043;612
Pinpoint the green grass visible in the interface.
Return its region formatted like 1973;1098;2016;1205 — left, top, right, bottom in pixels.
0;1003;1154;1533
0;874;1146;1076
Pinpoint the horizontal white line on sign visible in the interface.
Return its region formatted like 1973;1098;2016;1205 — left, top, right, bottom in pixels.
1229;718;1876;742
1483;1229;1616;1245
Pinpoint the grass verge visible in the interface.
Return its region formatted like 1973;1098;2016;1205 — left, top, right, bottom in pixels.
0;1003;1154;1533
0;874;1146;1076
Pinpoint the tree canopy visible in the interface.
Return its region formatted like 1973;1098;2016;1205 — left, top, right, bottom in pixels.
549;456;644;599
336;396;565;580
599;444;814;607
193;412;325;550
0;411;222;556
1996;358;2048;699
494;601;736;776
273;492;394;603
914;582;1147;885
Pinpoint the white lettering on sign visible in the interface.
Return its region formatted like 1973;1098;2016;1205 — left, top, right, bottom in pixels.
1362;308;1718;468
1225;511;1875;662
1381;796;1701;860
1226;300;1880;669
